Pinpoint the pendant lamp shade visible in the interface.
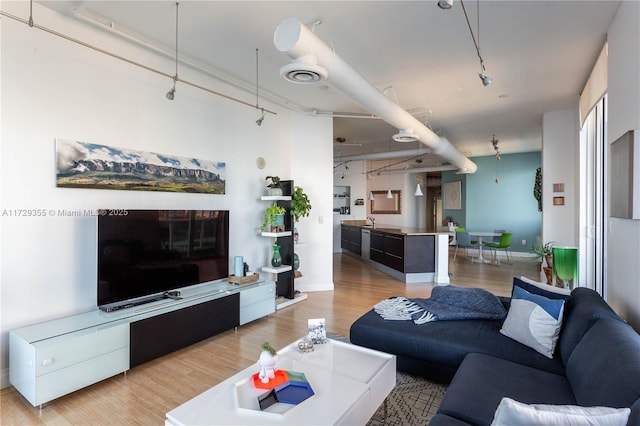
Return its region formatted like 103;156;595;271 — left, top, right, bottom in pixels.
368;191;375;201
414;183;424;196
386;189;393;199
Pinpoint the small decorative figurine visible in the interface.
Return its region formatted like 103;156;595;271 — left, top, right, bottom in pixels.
258;342;277;384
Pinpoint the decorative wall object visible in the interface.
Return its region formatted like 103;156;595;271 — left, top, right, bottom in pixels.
553;183;565;192
553;196;565;206
610;129;640;219
444;181;462;209
370;190;402;214
534;167;542;211
55;139;225;194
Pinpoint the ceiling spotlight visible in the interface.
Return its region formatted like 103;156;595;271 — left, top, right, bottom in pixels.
479;73;493;86
438;0;453;9
166;85;176;100
256;107;266;126
256;109;266;126
392;129;419;143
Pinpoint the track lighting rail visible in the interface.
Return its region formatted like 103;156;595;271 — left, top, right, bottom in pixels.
0;8;277;116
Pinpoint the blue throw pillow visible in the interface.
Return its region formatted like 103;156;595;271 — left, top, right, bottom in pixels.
500;285;566;358
513;277;572;301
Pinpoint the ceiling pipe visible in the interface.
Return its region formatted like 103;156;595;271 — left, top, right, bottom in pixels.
274;17;477;174
335;148;431;162
377;165;458;174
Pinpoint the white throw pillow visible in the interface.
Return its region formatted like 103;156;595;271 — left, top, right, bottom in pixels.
491;397;631;426
519;276;572;296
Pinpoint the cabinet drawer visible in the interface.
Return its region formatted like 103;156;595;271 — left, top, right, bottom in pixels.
240;299;275;325
36;347;128;406
240;283;275;307
36;323;129;376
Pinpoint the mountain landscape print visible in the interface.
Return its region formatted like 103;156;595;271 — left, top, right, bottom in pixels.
55;139;225;194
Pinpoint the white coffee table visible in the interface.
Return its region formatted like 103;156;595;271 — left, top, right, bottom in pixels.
165;337;396;425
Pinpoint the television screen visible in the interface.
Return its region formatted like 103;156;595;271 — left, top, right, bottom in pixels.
97;209;229;310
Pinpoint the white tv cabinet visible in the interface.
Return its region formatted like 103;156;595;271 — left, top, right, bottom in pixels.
9;279;275;407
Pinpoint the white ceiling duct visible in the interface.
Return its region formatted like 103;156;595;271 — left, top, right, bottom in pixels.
274;17;477;174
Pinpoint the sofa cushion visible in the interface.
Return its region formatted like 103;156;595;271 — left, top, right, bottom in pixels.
437;353;576;426
566;318;640;408
558;288;623;365
429;413;474;426
490;397;630;426
349;308;565;379
514;276;572;300
500;285;565;358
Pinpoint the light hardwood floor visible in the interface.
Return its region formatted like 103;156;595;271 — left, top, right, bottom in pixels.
0;251;539;425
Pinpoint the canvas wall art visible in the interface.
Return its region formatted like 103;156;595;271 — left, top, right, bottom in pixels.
55;139;226;194
444;181;462;209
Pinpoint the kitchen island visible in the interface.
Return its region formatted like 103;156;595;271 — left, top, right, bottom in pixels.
340;220;450;284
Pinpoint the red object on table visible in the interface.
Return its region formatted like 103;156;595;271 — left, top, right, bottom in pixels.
252;369;289;389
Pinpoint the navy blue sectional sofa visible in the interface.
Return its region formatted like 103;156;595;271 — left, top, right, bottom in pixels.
349;282;640;425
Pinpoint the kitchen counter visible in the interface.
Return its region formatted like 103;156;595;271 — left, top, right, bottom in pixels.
340;221;450;284
341;220;447;236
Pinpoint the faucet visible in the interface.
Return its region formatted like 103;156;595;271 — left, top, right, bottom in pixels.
367;216;376;228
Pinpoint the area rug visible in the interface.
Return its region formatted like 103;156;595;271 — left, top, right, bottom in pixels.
326;333;447;425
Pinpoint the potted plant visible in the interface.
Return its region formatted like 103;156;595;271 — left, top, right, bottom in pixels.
259;202;286;232
265;176;282;196
533;241;555;265
291;186;312;223
533;241;555;283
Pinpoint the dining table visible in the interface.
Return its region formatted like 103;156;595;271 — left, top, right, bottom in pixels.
468;231;502;264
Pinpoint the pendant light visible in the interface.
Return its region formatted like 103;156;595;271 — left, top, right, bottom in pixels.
414;179;424;197
166;2;179;100
386;189;393;199
369;191;375;201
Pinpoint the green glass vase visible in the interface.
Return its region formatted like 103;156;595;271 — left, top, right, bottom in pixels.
552;247;578;289
271;243;282;267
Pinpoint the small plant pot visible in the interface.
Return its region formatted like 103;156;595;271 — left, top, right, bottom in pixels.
266;187;283;196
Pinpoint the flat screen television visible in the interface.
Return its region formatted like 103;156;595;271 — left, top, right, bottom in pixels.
97;209;229;311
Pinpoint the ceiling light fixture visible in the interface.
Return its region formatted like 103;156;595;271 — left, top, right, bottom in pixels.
438;0;454;9
256;108;265;126
386;189;393;199
492;135;500;183
414;178;424;197
460;0;492;87
166;2;179;100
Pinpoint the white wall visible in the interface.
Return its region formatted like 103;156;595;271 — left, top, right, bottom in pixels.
0;4;333;387
542;109;579;248
606;0;640;328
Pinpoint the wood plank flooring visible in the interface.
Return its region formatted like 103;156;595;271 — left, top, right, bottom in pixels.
0;251;539;425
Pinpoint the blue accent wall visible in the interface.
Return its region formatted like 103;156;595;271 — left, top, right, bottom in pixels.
443;152;541;253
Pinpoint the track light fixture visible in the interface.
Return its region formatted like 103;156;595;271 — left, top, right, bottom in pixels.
256;108;265;126
460;0;493;87
166;82;176;100
166;3;179;100
479;73;492;86
438;0;453;9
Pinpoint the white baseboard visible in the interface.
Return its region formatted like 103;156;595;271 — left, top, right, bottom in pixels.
1;368;10;389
